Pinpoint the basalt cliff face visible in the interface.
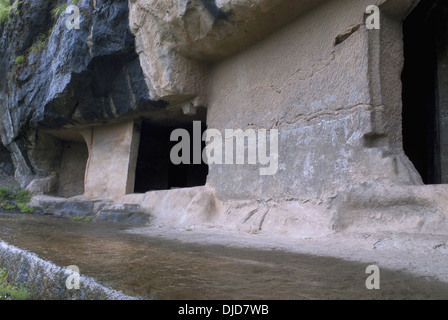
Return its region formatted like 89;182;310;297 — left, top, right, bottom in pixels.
0;0;162;187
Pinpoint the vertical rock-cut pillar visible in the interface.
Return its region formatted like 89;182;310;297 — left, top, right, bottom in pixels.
80;121;141;200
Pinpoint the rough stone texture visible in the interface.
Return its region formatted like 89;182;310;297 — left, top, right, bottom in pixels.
118;184;448;238
138;186;223;226
1;0;448;239
206;0;421;202
128;0;326;104
30;194;150;225
26;171;58;195
0;0;164;189
80;121;139;200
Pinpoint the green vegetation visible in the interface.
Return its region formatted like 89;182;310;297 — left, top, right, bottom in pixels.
48;24;55;35
0;185;32;203
11;0;20;14
28;33;48;54
14;55;25;65
11;0;20;10
4;204;15;210
71;216;92;222
0;185;35;214
14;187;32;204
10;2;58;64
17;203;34;214
51;0;79;19
51;3;67;18
0;0;21;24
20;27;54;61
0;0;12;24
0;268;30;300
0;186;11;198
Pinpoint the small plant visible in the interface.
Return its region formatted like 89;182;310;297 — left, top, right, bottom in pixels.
1;185;24;201
11;0;20;13
51;3;68;18
0;0;12;24
13;188;32;204
17;203;34;214
14;55;25;66
0;0;21;24
0;267;30;300
11;0;20;9
0;186;12;199
71;216;92;222
51;0;79;19
47;25;55;35
28;33;48;54
0;185;36;214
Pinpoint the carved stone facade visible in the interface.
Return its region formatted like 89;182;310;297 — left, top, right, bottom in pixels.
2;0;448;237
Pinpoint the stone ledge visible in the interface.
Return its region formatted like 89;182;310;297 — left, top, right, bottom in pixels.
30;195;151;226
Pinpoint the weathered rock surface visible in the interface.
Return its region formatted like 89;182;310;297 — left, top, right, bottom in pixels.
0;0;164;187
30;194;150;225
1;0;448;239
128;0;326;104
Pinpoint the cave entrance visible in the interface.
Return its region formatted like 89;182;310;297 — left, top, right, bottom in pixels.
402;0;448;184
133;108;209;193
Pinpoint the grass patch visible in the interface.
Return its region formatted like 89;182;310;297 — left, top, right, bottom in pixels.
0;268;30;300
28;33;48;54
17;203;34;214
11;0;20;10
71;216;92;222
17;24;55;63
0;185;32;203
0;0;21;24
51;0;79;19
4;204;16;210
51;3;67;18
14;187;32;204
0;0;12;24
14;55;25;66
0;185;36;214
0;186;12;198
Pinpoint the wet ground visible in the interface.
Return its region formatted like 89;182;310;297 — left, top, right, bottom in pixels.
1;212;448;300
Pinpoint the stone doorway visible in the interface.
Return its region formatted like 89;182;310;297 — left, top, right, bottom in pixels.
402;0;448;184
133;108;209;193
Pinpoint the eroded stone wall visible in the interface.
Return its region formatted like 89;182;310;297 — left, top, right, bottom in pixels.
205;0;420;202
